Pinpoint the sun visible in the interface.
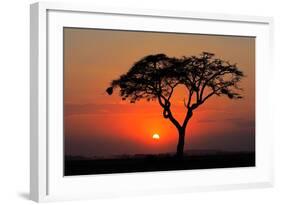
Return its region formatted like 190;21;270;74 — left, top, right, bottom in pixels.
152;133;160;140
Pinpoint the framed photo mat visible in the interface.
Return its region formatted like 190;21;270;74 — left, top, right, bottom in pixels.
30;2;274;202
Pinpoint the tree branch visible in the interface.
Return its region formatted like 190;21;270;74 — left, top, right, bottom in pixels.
201;91;216;104
199;69;232;101
182;109;193;129
187;90;193;109
156;94;181;130
166;108;182;130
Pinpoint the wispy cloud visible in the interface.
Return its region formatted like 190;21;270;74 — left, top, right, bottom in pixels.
64;103;161;116
197;118;255;128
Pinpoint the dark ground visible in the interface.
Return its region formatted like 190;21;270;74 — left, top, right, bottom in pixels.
64;152;255;176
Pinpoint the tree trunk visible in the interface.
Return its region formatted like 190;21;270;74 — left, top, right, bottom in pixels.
176;128;185;158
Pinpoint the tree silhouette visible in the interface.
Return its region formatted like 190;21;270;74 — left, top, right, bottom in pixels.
106;52;244;158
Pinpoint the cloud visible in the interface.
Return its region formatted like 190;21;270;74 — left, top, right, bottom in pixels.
197;118;255;128
64;102;161;116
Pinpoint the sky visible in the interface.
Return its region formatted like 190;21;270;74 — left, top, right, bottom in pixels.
64;28;255;158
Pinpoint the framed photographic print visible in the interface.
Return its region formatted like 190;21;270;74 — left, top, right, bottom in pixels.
30;2;274;202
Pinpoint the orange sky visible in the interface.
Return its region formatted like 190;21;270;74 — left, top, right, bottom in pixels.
64;28;255;158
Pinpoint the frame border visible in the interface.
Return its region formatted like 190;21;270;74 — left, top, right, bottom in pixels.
30;2;274;202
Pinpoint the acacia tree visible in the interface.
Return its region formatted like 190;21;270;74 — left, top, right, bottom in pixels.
106;52;244;157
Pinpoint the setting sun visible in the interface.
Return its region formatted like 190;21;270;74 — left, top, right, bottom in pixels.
152;133;160;140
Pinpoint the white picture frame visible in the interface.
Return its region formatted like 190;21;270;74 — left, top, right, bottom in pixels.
30;2;274;202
